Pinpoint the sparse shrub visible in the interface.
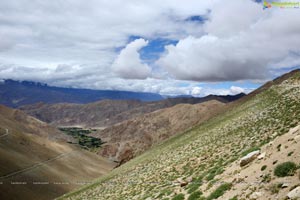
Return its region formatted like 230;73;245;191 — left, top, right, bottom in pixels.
206;166;224;181
207;179;218;190
262;173;271;183
188;191;202;200
276;144;281;151
287;151;294;156
207;183;232;200
187;182;201;194
229;196;238;200
261;165;267;171
172;193;184;200
206;173;215;181
269;183;280;194
274;162;297;177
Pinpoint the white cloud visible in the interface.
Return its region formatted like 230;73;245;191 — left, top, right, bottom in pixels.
204;0;263;37
112;39;151;79
0;0;211;68
0;0;299;96
157;0;300;82
230;86;245;94
191;87;202;96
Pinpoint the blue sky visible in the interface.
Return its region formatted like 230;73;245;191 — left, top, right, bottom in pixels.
0;0;300;97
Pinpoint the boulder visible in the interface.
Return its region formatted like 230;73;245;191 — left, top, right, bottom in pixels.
175;178;188;187
287;186;300;199
239;150;260;167
257;152;266;160
186;176;193;183
294;135;300;143
281;183;289;188
250;191;263;199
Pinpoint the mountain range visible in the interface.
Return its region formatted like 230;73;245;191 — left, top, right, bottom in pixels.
20;93;244;128
0;79;163;108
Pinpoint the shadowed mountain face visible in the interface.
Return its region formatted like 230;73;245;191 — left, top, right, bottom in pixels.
91;100;226;164
0;105;116;200
0;79;163;108
20;93;245;128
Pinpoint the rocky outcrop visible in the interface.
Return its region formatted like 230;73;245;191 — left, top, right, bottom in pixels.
287;186;300;199
239;150;260;167
257;152;266;160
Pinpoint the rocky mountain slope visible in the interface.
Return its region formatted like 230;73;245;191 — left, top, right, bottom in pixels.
20;94;244;128
92;100;225;164
0;105;116;200
59;69;300;200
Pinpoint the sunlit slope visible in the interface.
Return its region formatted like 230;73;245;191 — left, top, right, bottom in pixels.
60;70;300;200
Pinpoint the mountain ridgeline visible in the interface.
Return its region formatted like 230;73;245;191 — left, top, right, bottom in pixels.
0;79;163;108
20;93;245;128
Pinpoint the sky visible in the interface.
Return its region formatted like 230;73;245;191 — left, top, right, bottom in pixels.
0;0;300;97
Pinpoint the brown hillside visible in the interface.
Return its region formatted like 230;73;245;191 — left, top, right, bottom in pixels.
20;95;243;128
92;100;225;164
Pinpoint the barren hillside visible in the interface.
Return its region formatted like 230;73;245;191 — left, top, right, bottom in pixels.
20;94;244;128
92;100;225;164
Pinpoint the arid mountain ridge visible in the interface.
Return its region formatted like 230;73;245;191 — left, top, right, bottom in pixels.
92;100;225;164
20;93;245;128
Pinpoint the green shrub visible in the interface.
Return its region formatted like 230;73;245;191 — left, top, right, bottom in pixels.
261;165;267;171
172;194;184;200
229;196;238;200
269;183;280;194
274;162;297;177
207;183;232;200
187;182;201;194
276;144;281;151
262;173;271;183
188;191;202;200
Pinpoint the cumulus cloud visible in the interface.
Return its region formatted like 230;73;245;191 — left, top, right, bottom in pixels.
157;0;300;82
112;39;151;79
191;87;202;96
0;0;299;96
230;86;245;94
0;0;210;68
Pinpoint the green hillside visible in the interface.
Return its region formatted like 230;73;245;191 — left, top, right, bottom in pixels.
59;70;300;200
